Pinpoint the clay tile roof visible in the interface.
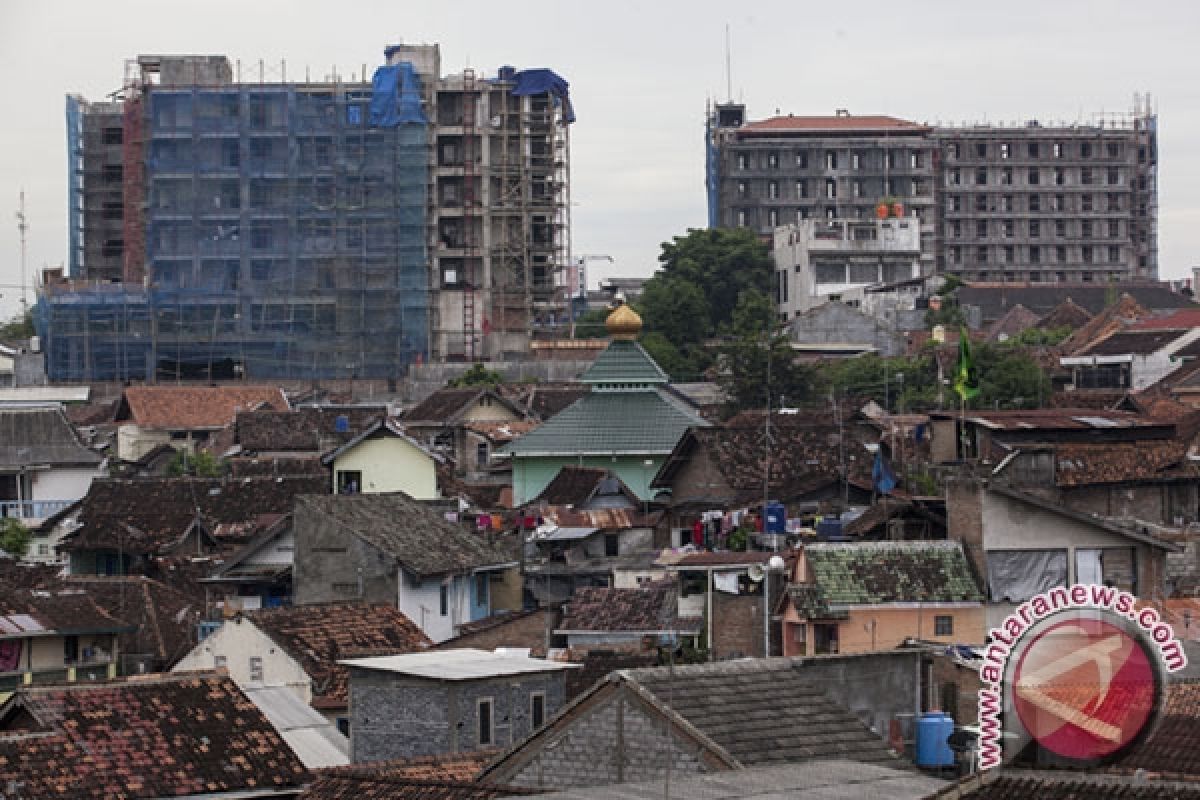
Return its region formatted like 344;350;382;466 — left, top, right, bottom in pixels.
303;752;526;800
1131;308;1200;330
558;584;700;634
1080;329;1190;356
244;602;431;709
1062;294;1152;354
237;407;385;452
1037;297;1094;330
1113;680;1200;779
61;575;198;665
801;541;983;606
404;388;523;425
931;770;1200;799
0;672;309;798
532;466;633;507
59;475;328;555
739;114;929;134
120;385;289;430
1054;440;1199;487
985;304;1042;342
0;587;129;637
294;494;514;579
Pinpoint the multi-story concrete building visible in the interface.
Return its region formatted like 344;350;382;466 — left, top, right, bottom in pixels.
708;104;1160;296
707;106;938;276
935;112;1158;283
772;218;922;321
45;45;572;381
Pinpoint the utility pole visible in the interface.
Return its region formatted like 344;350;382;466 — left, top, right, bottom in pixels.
16;191;28;312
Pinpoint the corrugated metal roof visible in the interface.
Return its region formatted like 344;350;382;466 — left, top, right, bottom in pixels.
542;526;598;541
0;614;46;635
235;685;349;769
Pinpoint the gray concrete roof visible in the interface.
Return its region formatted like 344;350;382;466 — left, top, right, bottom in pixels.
516;760;947;800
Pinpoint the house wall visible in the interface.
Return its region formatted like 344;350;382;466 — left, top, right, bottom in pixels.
117;424;173;462
711;589;765;660
930;651;984;726
172;618;312;703
792;650;925;740
461;397;520;424
500;685;707;789
437;609;552;653
292;510;400;608
612;568;669;589
512;455;667;507
397;573;471;644
978;489;1167;628
1061;483;1196;528
331;436;438;499
781;606;985;657
490;566;524;613
348;668;566;763
25;633;116;672
243;529;296;567
29;467;98;508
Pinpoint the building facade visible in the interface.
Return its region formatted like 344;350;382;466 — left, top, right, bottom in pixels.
46;45;573;381
708;104;1160;301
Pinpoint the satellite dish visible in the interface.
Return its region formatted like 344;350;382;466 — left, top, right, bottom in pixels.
747;564;765;582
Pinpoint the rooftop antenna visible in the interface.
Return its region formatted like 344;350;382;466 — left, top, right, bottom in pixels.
725;23;733;103
16;190;28;312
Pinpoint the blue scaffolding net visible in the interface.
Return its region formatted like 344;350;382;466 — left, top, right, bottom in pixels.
42;62;431;382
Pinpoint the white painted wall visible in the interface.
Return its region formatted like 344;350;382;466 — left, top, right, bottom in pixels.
31;467;98;505
331;436;438;499
397;574;470;643
172;617;312;704
242;529;295;567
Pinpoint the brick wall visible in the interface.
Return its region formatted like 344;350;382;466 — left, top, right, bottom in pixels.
945;478;986;583
711;591;765;659
349;668;566;763
505;686;705;789
929;651;983;727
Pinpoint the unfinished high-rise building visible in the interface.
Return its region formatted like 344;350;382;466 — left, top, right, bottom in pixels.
707;102;1159;293
45;45;572;382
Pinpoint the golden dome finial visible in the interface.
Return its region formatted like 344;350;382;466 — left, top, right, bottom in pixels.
605;295;642;340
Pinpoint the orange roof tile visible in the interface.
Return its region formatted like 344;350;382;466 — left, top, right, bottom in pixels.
739;114;929;134
121;385;289;430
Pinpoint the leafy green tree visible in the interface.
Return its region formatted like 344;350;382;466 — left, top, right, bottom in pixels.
718;289;817;414
0;518;32;558
972;343;1051;409
571;308;610;339
448;363;504;387
646;227;773;339
0;309;34;341
167;449;225;478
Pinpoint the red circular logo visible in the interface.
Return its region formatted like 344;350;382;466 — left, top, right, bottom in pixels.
1012;616;1159;762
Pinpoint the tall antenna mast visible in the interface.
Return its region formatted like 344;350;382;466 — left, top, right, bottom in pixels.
724;24;733;103
16;191;28;311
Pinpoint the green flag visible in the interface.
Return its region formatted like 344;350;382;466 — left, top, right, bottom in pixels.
954;327;980;402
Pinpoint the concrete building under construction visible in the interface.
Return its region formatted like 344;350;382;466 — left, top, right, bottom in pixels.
47;44;572;382
707;101;1159;287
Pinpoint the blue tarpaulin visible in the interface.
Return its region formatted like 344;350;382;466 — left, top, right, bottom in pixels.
370;62;427;127
510;68;576;124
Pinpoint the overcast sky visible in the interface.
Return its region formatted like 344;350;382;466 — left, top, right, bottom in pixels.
1;0;1198;319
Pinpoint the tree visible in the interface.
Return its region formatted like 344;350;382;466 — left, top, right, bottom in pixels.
0;309;34;341
571;308;610;339
972;344;1051;409
0;518;32;558
168;449;225;478
647;228;773;339
718;288;816;415
448;363;504;387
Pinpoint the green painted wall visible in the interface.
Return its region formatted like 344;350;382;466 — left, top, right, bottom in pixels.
511;454;666;506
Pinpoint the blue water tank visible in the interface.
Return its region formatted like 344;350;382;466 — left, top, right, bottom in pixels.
916;712;955;768
764;501;786;534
